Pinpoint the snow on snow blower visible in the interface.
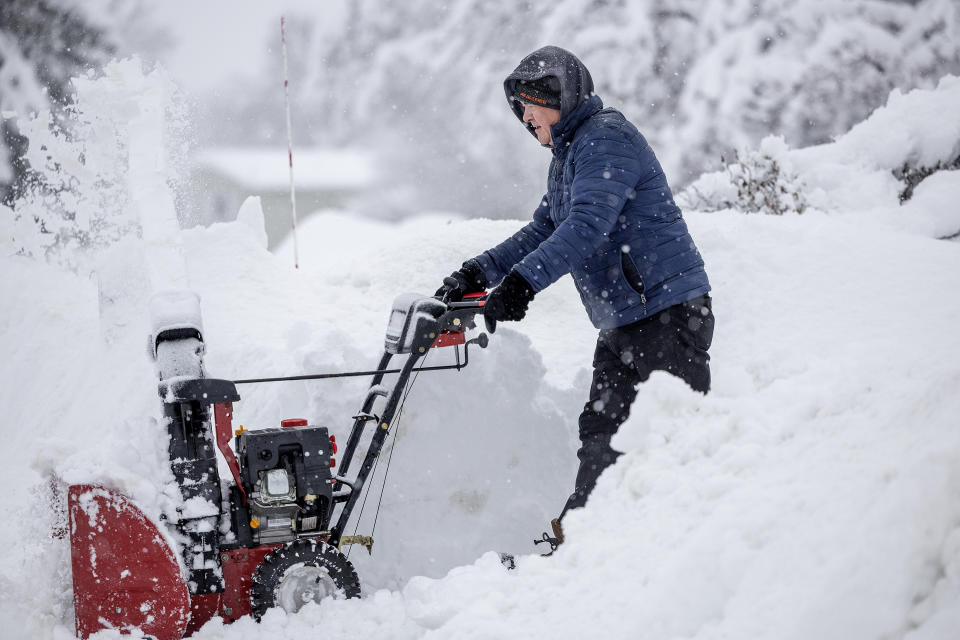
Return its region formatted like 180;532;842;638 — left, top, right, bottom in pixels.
67;287;491;639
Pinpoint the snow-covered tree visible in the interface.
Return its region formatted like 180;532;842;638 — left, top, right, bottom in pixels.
205;0;958;219
673;0;960;182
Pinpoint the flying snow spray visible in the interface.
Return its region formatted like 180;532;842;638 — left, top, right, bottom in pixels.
281;16;300;269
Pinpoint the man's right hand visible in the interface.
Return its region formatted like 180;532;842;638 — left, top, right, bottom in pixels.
435;260;488;302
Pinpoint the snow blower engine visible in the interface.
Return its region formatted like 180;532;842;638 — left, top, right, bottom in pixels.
65;286;490;639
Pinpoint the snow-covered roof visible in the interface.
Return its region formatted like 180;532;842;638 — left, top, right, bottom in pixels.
195;147;377;191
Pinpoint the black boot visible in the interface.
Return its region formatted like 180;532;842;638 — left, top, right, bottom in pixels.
559;433;623;520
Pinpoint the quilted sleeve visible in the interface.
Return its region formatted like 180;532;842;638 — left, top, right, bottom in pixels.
472;193;555;287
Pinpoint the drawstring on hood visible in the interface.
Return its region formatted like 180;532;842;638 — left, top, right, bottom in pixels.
503;46;595;141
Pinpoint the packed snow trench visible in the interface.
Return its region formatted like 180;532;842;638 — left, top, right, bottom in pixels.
2;70;960;639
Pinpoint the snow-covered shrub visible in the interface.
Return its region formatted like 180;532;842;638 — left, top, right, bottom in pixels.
893;155;960;203
681;77;960;239
679;136;807;215
789;75;960;239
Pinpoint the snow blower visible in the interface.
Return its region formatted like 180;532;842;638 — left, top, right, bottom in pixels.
66;286;491;639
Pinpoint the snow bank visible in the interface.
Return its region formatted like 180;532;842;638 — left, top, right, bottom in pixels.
825;74;960;172
681;75;960;240
4;204;960;639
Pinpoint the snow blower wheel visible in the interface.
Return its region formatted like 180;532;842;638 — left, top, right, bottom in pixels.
250;540;361;619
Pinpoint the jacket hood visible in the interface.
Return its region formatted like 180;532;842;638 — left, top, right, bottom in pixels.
503;46;594;139
550;94;605;150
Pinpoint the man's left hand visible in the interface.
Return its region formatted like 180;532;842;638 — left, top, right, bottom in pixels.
484;270;536;322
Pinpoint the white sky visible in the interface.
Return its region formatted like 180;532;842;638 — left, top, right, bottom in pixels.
148;1;343;95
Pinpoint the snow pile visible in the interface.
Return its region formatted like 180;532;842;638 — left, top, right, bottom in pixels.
3;60;960;640
192;211;960;640
681;75;960;240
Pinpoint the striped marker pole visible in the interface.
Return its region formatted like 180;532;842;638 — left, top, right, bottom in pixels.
281;16;300;269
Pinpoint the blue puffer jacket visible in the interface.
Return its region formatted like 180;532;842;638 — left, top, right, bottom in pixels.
473;48;710;329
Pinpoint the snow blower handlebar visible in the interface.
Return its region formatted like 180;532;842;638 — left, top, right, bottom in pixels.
440;276;496;334
328;292;490;545
218;291;491;547
232;293;489;386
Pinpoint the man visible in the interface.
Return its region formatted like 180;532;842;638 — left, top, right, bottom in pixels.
437;46;714;550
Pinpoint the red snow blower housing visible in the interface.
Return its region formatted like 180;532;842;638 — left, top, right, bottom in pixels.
67;289;490;639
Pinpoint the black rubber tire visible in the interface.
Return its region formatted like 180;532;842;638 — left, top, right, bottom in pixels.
250;539;361;620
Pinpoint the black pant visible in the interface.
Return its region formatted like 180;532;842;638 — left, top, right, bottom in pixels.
560;295;714;520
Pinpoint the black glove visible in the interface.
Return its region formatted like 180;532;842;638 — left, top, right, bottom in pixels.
484;270;535;322
435;260;488;302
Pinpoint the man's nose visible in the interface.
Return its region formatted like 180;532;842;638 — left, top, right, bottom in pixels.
522;105;534;122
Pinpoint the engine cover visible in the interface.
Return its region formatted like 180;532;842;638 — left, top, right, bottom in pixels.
237;425;334;545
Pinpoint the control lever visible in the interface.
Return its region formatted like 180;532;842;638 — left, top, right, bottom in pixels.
360;385;388;407
441;277;494;332
441;276;460;303
467;333;489;349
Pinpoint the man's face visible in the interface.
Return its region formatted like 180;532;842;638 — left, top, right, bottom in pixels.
522;102;561;146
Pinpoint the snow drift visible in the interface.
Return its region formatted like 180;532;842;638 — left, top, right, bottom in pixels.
681;74;960;240
1;66;960;640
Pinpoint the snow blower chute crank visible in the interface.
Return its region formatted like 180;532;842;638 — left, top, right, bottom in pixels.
65;286;491;639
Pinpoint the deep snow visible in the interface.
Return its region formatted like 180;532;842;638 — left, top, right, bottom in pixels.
1;65;960;640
